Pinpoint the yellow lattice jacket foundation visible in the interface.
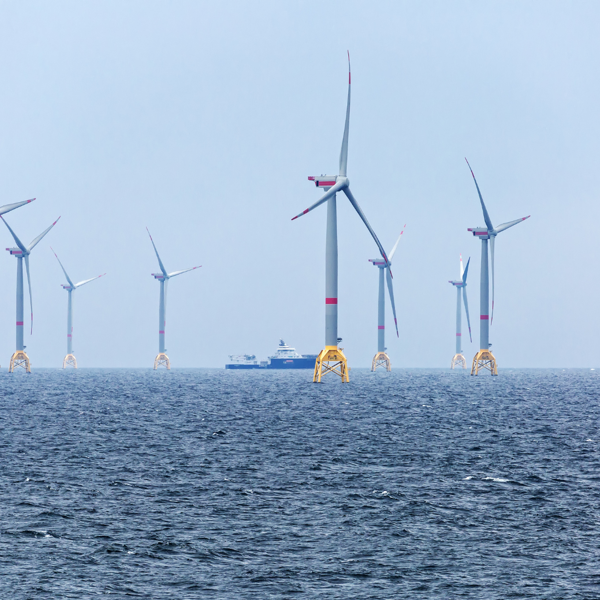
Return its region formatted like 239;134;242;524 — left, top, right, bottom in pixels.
451;353;467;369
154;353;171;370
471;349;498;375
371;352;391;372
63;354;77;369
313;346;349;382
9;351;31;373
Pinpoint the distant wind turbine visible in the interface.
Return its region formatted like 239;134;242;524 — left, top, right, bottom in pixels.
291;53;391;383
2;215;60;372
465;159;530;375
448;254;472;369
369;226;405;371
147;228;201;369
51;248;105;369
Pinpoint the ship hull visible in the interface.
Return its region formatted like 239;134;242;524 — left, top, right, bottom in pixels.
266;357;317;369
225;364;262;370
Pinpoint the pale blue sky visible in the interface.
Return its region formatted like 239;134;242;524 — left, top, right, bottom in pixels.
0;0;598;368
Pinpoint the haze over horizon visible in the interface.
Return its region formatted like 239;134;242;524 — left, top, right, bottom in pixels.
0;0;597;369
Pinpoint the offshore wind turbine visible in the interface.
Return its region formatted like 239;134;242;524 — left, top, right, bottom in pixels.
2;215;60;372
291;53;392;383
369;226;405;372
448;255;472;369
465;159;530;375
147;228;201;370
51;248;105;369
0;198;34;370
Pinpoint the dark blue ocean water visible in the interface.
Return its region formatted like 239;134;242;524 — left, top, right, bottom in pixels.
1;368;599;599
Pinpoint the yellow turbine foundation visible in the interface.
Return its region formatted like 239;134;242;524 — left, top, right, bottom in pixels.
9;351;31;373
471;349;498;376
451;353;467;369
154;353;171;370
313;345;349;383
371;352;391;372
63;354;78;369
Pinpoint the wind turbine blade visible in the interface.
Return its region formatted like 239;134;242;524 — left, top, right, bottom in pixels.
291;180;345;221
462;286;472;343
342;186;391;270
465;158;494;231
50;247;75;288
28;217;60;252
0;198;35;216
459;254;464;279
490;236;495;325
75;273;106;288
146;228;168;277
494;215;531;234
24;255;33;335
388;224;406;262
0;217;27;252
339;51;351;177
385;267;399;337
168;265;201;278
462;257;470;285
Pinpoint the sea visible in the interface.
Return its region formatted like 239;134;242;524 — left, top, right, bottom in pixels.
1;368;599;599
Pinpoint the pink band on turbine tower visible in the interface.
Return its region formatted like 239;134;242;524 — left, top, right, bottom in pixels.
325;298;337;304
378;326;384;330
16;321;23;326
480;315;489;320
456;333;461;336
159;330;165;334
67;334;72;337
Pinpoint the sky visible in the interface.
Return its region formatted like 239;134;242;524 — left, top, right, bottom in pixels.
0;0;598;369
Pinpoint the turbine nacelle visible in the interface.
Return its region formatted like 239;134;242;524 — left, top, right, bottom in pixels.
308;175;339;191
6;247;24;256
369;258;388;268
449;280;465;287
61;284;75;291
468;228;491;239
152;273;167;280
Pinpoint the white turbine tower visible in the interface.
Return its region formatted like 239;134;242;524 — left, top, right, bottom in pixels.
2;215;60;372
465;159;530;375
51;248;106;369
369;226;405;371
449;254;472;369
292;53;391;382
147;228;201;370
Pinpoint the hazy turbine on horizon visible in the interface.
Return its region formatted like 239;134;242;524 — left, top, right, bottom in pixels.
448;254;472;369
369;225;405;372
2;214;60;373
51;248;105;369
291;53;391;383
147;228;201;370
466;159;530;375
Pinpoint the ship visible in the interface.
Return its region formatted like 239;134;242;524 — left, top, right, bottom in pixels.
225;340;317;370
225;354;263;370
266;340;317;369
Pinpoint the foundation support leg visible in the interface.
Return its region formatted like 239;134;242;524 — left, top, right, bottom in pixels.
154;353;171;370
9;351;31;373
313;346;349;382
371;352;391;372
471;349;498;376
451;353;467;369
